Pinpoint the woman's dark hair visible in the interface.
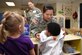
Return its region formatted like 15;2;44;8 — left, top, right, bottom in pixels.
43;4;54;13
47;22;61;36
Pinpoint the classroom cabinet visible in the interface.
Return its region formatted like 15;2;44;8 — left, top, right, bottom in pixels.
31;34;82;55
63;34;82;55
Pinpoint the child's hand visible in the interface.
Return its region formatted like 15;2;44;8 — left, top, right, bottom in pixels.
53;37;56;40
63;33;66;37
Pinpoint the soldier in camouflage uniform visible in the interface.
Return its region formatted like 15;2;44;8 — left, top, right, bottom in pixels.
26;2;42;24
30;4;58;37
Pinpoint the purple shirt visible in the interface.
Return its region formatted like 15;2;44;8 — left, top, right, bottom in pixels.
0;35;34;55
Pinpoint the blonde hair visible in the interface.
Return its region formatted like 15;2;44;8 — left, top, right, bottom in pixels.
0;11;24;43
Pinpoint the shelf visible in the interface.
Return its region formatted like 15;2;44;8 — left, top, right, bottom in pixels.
63;34;81;55
64;50;80;55
31;38;39;44
31;34;81;44
30;34;82;55
64;34;81;41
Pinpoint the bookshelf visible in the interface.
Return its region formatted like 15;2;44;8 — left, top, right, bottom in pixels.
63;34;82;55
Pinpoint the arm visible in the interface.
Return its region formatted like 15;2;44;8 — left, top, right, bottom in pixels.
40;30;53;43
30;8;43;37
30;22;39;37
60;28;65;37
30;17;42;37
29;48;35;55
27;37;36;55
41;37;53;43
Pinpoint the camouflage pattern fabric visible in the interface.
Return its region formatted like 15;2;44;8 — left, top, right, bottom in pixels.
30;16;58;36
26;7;42;24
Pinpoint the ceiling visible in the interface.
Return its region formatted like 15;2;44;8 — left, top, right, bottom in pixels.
0;0;81;10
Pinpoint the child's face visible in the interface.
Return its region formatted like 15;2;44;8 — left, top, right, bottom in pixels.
45;28;51;36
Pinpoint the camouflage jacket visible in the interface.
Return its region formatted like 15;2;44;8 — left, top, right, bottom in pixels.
26;7;42;24
30;16;57;36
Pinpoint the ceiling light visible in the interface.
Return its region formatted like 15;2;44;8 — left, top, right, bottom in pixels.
6;2;15;6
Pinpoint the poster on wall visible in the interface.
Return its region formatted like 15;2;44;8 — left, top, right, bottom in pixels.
64;5;72;16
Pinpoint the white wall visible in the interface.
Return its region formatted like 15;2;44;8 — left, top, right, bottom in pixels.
56;0;82;29
0;8;24;15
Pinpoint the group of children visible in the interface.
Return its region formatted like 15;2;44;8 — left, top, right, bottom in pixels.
0;11;65;55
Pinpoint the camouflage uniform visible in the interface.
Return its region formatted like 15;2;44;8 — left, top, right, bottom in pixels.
30;16;58;36
26;7;42;24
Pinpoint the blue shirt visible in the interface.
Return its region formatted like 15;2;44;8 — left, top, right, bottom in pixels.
0;35;34;55
23;24;30;36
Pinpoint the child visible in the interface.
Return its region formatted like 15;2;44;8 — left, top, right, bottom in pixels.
23;24;30;36
39;22;65;55
22;16;30;36
0;11;35;55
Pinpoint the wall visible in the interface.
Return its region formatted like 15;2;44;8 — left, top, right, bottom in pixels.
0;8;24;15
56;0;81;29
36;3;56;15
0;8;24;22
0;0;81;29
35;1;81;29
